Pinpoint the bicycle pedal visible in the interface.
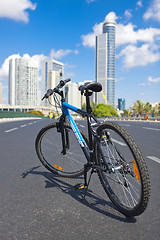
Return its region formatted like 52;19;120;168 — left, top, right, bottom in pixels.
73;183;86;190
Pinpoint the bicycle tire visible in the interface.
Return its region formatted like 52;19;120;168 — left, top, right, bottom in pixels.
96;122;150;216
35;122;89;178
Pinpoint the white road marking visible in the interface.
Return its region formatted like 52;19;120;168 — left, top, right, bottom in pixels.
119;124;131;127
5;127;18;133
112;138;127;146
147;156;160;164
79;125;85;128
20;124;27;128
28;122;33;125
143;127;160;131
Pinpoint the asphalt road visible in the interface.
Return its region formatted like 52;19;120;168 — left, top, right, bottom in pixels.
0;118;160;240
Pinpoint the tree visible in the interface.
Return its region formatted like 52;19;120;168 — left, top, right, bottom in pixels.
144;102;152;114
122;109;130;116
132;100;145;115
93;104;118;117
81;102;97;112
157;103;160;113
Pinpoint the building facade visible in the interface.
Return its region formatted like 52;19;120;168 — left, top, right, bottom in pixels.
95;20;116;106
65;82;81;109
0;82;2;104
9;58;38;106
118;98;125;110
41;58;64;106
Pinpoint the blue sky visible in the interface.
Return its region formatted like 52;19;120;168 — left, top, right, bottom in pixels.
0;0;160;108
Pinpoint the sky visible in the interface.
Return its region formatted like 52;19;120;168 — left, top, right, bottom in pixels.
0;0;160;108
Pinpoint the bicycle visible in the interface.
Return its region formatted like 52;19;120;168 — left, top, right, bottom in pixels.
35;78;150;217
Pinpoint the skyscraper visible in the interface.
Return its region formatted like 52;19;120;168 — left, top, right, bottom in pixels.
0;82;2;104
95;20;116;105
118;98;125;110
9;57;38;106
41;58;64;106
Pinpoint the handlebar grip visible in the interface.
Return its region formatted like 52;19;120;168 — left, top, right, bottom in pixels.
41;89;54;100
64;78;71;84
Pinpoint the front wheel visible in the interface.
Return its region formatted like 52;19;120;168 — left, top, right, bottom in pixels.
35;122;88;178
96;122;150;216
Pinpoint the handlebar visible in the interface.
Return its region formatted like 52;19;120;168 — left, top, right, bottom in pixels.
41;78;71;100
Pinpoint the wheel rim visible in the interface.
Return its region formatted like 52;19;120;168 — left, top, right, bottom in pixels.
98;128;142;210
39;125;87;176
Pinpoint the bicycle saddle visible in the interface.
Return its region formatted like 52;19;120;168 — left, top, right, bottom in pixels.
78;82;102;95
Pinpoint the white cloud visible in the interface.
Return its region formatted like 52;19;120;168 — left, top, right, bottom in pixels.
137;0;143;7
65;72;75;78
64;63;77;69
50;49;79;60
81;12;118;48
86;0;96;3
82;12;160;48
0;53;46;82
0;0;36;23
124;10;133;20
116;24;160;46
138;83;146;86
81;11;160;68
148;76;160;83
105;11;118;22
117;44;160;68
143;0;160;22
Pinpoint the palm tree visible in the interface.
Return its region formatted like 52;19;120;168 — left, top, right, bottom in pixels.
144;102;152;115
122;109;130;116
132;100;145;115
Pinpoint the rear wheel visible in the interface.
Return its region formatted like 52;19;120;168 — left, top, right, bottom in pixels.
35;122;88;178
96;122;150;216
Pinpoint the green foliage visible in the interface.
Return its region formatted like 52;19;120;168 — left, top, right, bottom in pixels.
82;102;97;112
122;109;130;116
27;110;44;116
132;100;160;115
93;104;118;117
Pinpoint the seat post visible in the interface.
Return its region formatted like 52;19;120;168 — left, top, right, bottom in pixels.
86;91;92;114
85;91;94;160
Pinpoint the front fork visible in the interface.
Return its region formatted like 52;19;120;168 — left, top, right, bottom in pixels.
56;115;69;155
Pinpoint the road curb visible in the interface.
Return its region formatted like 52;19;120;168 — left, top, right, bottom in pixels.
0;117;42;123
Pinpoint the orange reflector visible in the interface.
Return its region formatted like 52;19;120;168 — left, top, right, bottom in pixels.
52;164;64;171
132;160;140;182
78;185;85;189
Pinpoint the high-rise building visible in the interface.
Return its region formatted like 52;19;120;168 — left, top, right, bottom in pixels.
0;82;2;104
118;98;125;110
9;58;38;105
65;82;81;109
95;20;116;106
41;58;64;106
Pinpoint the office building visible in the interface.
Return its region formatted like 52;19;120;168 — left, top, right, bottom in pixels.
9;58;38;105
41;58;64;106
0;82;2;104
95;20;116;105
118;98;125;110
65;82;81;109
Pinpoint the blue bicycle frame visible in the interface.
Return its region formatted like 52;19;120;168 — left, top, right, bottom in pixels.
61;101;91;162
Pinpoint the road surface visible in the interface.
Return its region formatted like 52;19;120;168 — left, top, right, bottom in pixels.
0;119;160;240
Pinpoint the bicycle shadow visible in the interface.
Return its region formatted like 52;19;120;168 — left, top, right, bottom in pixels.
21;166;136;223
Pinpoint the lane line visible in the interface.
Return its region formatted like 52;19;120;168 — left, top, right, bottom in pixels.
147;156;160;164
20;124;27;128
28;122;33;125
143;127;160;131
112;138;127;146
79;124;85;128
5;127;18;133
119;124;131;127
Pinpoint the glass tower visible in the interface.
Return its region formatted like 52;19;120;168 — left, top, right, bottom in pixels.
41;58;64;106
95;20;116;106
